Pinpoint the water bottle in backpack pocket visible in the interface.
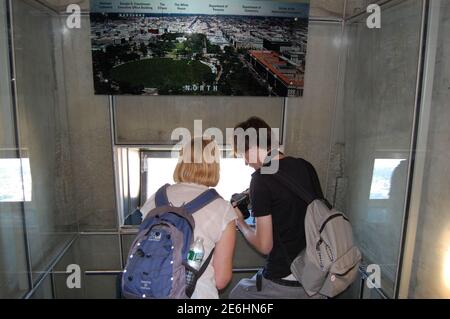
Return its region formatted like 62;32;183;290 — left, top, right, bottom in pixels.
121;184;220;299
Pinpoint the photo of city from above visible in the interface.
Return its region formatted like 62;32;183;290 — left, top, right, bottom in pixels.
90;12;309;97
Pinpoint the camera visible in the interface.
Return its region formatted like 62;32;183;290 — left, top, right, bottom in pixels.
230;189;251;220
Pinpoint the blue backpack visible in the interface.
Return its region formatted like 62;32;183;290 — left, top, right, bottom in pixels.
121;184;220;299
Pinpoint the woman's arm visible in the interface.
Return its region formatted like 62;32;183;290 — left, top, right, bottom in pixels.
234;207;273;255
212;221;236;290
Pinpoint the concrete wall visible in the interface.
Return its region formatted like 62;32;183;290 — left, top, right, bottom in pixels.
60;12;116;231
310;0;345;18
115;96;284;145
284;20;344;194
408;1;450;298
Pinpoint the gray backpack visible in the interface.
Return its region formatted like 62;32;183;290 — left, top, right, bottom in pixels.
271;160;362;298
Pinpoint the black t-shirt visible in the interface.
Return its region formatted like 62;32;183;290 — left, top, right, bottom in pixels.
250;156;324;280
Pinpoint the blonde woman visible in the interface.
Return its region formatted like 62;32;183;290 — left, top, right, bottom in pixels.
141;138;237;299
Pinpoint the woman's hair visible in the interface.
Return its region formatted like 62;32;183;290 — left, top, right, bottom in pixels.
173;137;220;187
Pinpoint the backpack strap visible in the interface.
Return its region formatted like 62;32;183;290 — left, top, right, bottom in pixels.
183;189;221;214
300;159;324;199
182;189;220;297
267;160;327;269
269;159;328;206
271;171;316;204
155;185;221;212
299;159;332;209
185;248;215;298
155;184;171;207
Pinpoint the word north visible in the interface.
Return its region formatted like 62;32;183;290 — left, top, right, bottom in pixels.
183;84;219;92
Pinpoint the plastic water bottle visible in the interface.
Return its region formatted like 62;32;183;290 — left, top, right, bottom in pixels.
185;237;204;294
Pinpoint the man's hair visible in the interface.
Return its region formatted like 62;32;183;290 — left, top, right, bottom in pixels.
233;117;273;155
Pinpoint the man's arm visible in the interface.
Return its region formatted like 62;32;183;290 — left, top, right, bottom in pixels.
234;207;273;255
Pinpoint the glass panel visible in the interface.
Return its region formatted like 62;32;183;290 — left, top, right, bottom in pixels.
0;206;30;298
52;237;80;299
361;279;385;299
342;0;423;297
335;279;362;299
408;0;450;299
0;1;14;151
53;271;119;299
76;234;122;270
82;233;121;299
53;234;121;299
11;0;77;284
0;0;30;299
29;274;53;299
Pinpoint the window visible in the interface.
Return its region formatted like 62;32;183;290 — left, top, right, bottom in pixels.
142;151;254;203
117;147;254;226
369;158;407;200
0;158;32;202
367;157;408;225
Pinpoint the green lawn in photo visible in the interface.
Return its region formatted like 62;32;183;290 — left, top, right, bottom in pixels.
111;58;214;89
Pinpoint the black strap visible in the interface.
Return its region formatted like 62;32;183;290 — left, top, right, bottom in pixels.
197;248;215;278
300;159;325;200
268;159;328;269
300;159;332;208
185;248;215;298
271;171;315;204
256;269;263;292
270;159;331;208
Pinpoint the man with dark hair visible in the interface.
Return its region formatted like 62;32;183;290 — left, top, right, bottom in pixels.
230;117;325;299
233;116;273;154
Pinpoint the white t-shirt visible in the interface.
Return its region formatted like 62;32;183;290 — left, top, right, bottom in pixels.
141;183;237;299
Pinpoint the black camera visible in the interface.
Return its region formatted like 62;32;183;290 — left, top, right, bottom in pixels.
230;189;251;220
